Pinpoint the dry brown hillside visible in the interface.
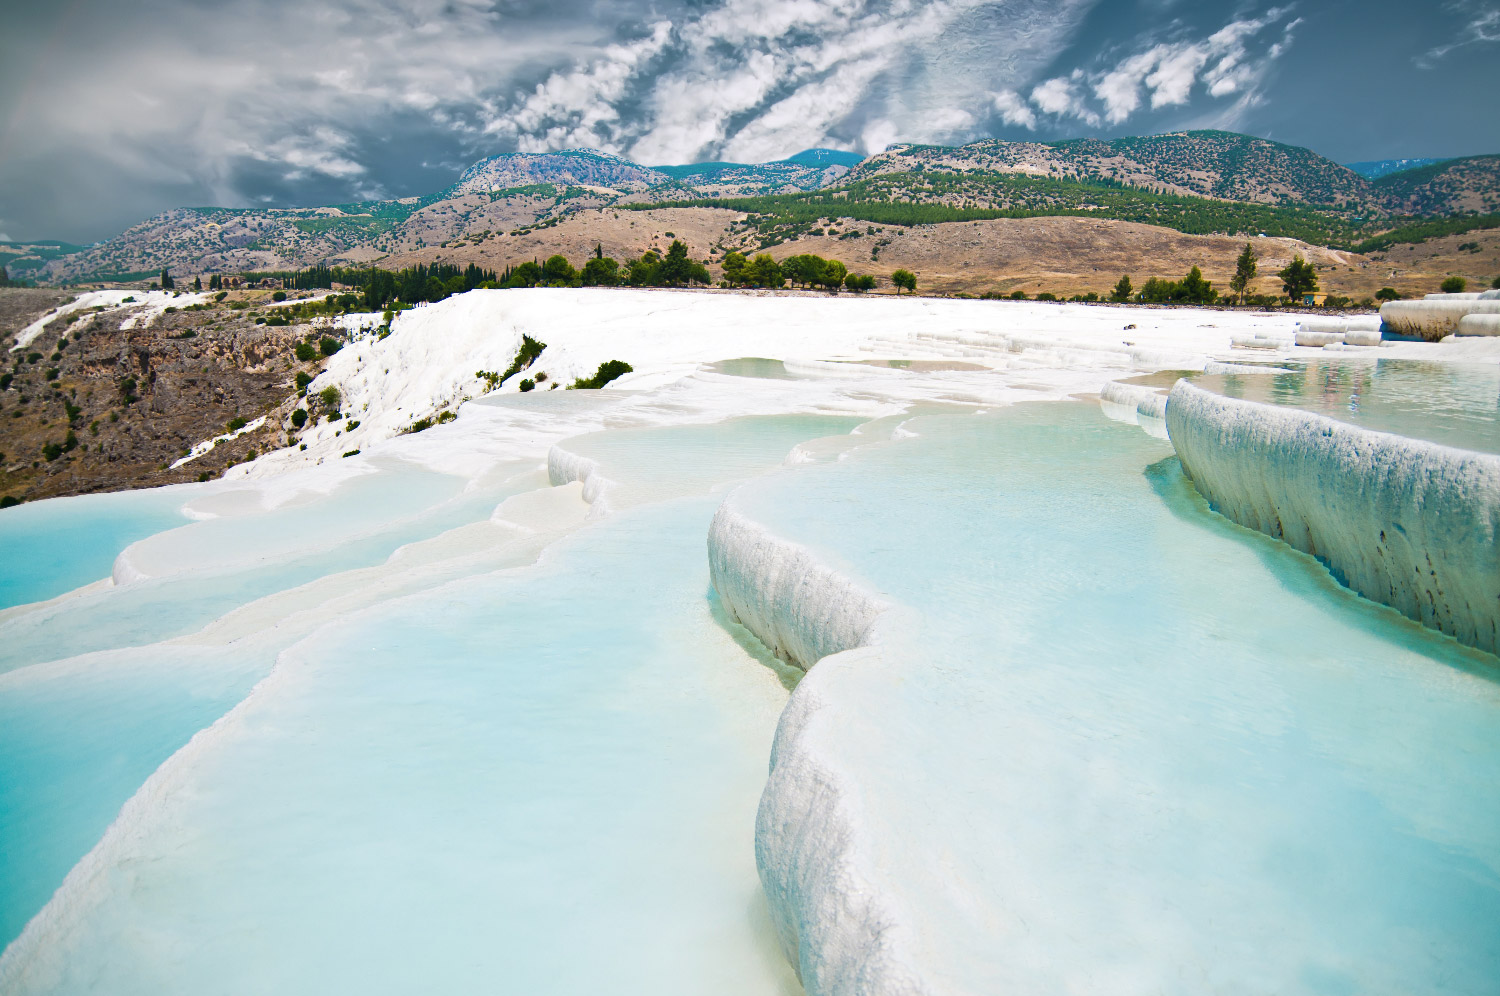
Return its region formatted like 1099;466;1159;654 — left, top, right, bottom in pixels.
29;136;1498;286
0;289;342;503
382;207;739;275
7;218;1495;503
1374;156;1500;216
379;208;1497;300
1359;227;1500;296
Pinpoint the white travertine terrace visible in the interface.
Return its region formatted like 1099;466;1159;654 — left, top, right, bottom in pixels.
35;286;1500;995
1381;295;1500;339
1166;380;1500;653
707;496;909;994
1457;314;1500;336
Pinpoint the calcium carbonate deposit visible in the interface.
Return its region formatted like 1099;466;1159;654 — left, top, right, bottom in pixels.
1167;380;1500;653
3;288;1498;995
1381;292;1500;339
718;405;1500;994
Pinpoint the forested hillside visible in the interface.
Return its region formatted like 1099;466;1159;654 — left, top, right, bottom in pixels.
449;149;667;196
644;172;1360;248
1375;156;1500;216
849;131;1379;210
19;132;1500;285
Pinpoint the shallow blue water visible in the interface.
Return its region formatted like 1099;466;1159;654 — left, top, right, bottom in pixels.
7;500;795;994
557;414;861;507
0;645;267;949
1192;358;1500;453
0;488;191;610
0;465;535;952
0;416;849;992
10;399;1497;993
0;466;492;670
709;357;799;380
732;402;1500;992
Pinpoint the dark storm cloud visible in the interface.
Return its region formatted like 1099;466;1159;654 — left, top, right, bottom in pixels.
1;0;1496;243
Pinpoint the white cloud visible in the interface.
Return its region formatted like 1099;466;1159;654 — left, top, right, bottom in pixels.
1146;46;1210;108
488;0;1095;165
861;119;901;155
489;22;674;153
0;0;1321;241
1029;77;1072;116
927;107;978;134
1084;9;1294;128
0;0;602;226
1093;49;1160;124
258;127;368;181
1420;1;1500;65
1030;74;1101;127
720;61;888;163
625;51;779;164
991;89;1037;129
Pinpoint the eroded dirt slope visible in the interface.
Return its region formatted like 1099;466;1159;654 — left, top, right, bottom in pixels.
1;290;339;503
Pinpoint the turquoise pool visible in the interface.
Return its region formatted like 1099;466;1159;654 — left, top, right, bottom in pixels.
0;488;191;610
728;402;1500;993
1190;357;1500;453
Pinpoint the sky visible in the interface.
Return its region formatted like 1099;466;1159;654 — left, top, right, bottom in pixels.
1;0;1497;243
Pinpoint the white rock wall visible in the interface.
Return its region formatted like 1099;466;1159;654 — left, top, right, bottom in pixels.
753;654;933;996
707;498;887;671
1166;381;1500;653
1381;298;1500;339
1457;314;1500;336
708;496;922;995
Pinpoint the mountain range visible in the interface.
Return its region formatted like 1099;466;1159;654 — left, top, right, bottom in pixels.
5;132;1497;285
446;146;863;200
1345;158;1448;179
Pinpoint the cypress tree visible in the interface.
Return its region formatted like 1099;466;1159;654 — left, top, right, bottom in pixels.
1230;242;1258;304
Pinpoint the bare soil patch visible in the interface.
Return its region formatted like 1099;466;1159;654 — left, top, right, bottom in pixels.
380;208;1459;301
0;289;337;503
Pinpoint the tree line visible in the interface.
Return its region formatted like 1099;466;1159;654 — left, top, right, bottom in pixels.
635;169;1500;253
175;242;906;309
357;263;499;309
226;242;720;304
717;251;887;292
1346;213;1500;254
1102;243;1320;305
500;240;713;289
501;243;890;294
217;263;498;309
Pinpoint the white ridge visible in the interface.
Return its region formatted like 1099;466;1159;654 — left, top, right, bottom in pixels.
1166;380;1500;653
708;497;931;994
